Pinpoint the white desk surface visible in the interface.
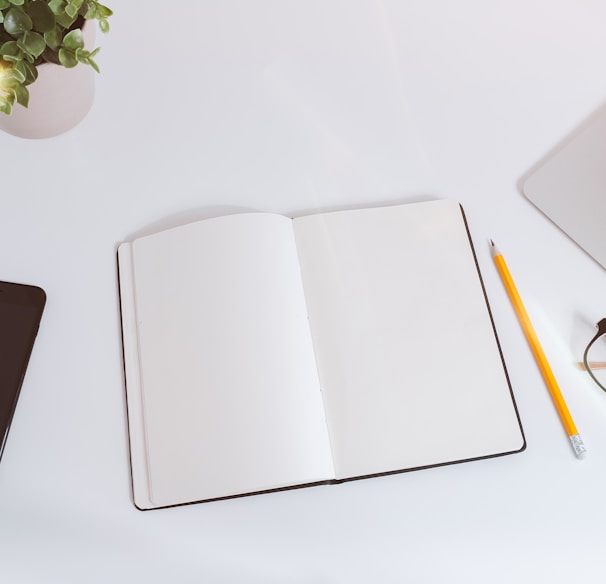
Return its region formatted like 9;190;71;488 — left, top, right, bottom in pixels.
2;2;606;582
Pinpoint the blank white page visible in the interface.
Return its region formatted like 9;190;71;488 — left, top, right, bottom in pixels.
127;213;334;507
293;200;524;479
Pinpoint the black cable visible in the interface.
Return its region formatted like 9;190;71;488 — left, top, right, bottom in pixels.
583;318;606;392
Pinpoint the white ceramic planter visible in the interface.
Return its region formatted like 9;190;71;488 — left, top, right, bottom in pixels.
0;24;96;139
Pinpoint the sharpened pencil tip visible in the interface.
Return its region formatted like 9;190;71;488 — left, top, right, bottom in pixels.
489;239;500;258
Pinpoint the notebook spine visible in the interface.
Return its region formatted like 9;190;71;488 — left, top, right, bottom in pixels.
117;243;153;509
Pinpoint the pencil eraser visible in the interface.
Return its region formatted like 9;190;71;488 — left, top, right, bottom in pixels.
570;434;587;459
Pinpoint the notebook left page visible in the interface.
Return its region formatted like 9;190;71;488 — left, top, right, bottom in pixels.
118;213;334;509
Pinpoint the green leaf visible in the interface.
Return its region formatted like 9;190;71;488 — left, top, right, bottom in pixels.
0;99;14;115
62;28;83;50
14;82;27;106
0;40;21;58
43;28;60;50
58;47;77;67
98;17;109;33
0;40;31;65
13;57;36;83
4;6;33;35
0;0;10;10
24;59;36;82
0;62;24;82
48;0;65;16
76;47;99;72
97;5;113;17
1;54;21;63
8;0;25;6
18;30;45;58
55;10;75;29
27;1;55;33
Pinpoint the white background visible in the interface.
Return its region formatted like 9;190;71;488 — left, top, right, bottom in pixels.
2;1;606;582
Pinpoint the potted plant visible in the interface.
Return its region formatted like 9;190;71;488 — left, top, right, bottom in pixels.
0;0;112;137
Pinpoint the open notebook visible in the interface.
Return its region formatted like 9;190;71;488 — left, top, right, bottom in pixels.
118;199;525;509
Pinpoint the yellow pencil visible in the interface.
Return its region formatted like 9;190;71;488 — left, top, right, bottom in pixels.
490;240;586;459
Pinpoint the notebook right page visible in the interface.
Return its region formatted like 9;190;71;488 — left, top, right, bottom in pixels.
293;200;524;480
